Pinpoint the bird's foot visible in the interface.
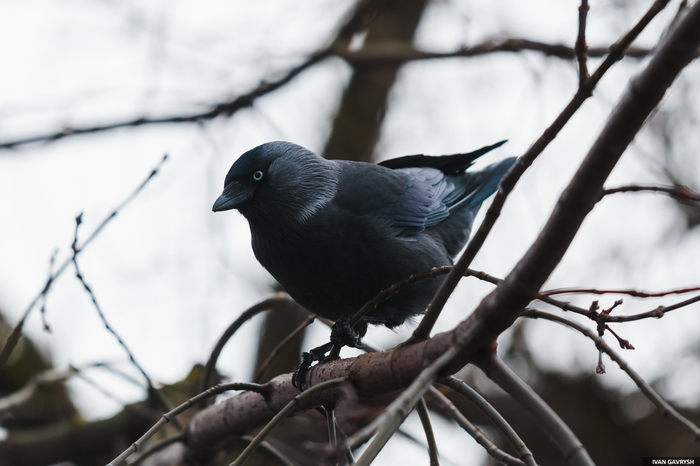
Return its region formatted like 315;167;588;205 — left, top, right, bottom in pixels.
330;315;367;348
292;342;333;390
292;317;368;390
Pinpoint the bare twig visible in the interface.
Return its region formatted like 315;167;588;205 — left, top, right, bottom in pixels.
71;214;178;424
330;260;696;365
476;354;593;466
0;154;167;368
523;309;700;442
232;436;298;466
604;293;700;322
229;378;346;466
541;284;700;298
409;0;672;342
576;0;591;86
0;52;332;150
108;382;267;466
201;294;302;393
438;377;537;466
427;386;526;466
254;314;315;383
324;407;339;466
38;250;58;333
0;38;653;151
416;397;440;466
336;40;650;67
128;433;184;465
602;184;700;202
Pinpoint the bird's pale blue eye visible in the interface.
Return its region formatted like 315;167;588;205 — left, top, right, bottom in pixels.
253;171;264;181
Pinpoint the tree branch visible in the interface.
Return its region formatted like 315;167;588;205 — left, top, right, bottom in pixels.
0;39;653;151
0;154;168;368
108;382;267;466
438;377;536;466
409;0;672;342
335;39;650;67
71;213;180;426
200;294;302;393
576;0;591;86
415;397;440;466
522;308;700;442
427;386;527;466
602;184;700;202
229;378;347;466
476;354;592;465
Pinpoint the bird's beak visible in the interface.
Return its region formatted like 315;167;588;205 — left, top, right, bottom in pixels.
212;181;253;212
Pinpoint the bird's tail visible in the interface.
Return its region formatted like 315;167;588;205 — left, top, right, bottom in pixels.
448;156;517;212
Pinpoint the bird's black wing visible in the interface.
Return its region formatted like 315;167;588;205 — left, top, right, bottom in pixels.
377;140;507;175
334;163;462;235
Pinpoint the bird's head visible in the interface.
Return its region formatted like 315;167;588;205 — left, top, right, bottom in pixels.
213;141;337;223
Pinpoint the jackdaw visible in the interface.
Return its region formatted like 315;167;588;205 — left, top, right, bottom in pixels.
213;141;515;382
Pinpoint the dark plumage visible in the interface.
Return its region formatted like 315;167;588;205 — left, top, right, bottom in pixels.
213;141;515;334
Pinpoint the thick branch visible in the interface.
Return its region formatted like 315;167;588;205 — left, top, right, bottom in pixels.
409;0;672;341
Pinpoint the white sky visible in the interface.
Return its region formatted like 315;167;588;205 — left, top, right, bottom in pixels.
1;0;699;463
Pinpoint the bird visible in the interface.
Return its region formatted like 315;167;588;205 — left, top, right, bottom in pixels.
213;141;516;385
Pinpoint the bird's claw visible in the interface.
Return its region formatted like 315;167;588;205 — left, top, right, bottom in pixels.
292;317;368;390
330;315;367;348
292;342;333;390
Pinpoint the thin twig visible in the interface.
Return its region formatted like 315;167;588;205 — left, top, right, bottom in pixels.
325;407;338;466
108;382;267;466
603;293;700;322
477;353;594;466
0;154;168;368
254;314;315;383
438;377;536;466
541;284;700;298
233;436;298;466
201;294;301;394
576;0;591;86
71;213;179;426
128;433;184;465
336;40;650;67
426;386;526;466
0;39;653;151
0;53;331;149
38;249;58;333
416;397;440;466
329;262;696;363
602;184;700;202
522;309;700;442
229;378;346;466
409;0;672;342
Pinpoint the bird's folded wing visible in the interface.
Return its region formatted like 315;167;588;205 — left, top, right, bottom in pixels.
334;163;456;235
